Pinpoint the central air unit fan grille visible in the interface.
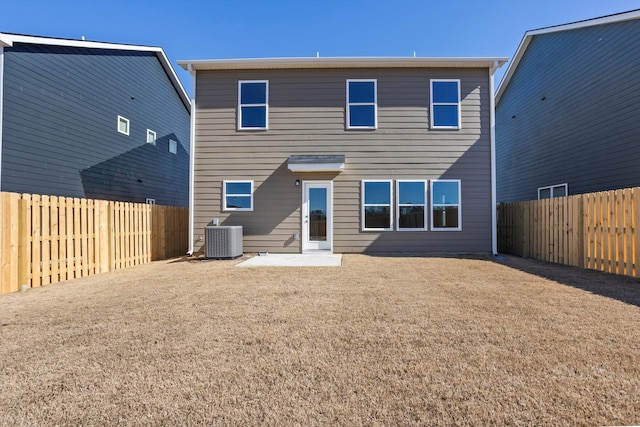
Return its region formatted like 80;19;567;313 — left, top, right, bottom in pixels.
205;225;243;259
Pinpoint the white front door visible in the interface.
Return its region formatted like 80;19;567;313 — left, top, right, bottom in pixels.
302;181;333;252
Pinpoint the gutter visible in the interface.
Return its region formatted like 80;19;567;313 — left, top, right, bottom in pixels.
187;64;196;255
489;61;499;256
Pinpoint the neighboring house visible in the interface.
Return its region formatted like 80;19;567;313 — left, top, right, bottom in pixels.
0;33;190;206
496;10;640;203
179;56;506;254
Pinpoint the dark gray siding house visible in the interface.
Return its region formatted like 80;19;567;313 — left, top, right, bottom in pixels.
496;10;640;203
0;33;190;206
179;57;506;255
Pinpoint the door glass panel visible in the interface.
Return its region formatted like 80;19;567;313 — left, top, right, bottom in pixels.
309;188;327;241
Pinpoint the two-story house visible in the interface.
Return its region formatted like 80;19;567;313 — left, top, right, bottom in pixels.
496;9;640;203
179;57;506;254
0;33;190;206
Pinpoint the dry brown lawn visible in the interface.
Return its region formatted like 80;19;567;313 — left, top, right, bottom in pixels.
1;254;639;426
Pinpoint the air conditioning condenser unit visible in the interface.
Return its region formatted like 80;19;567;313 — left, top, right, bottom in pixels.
205;225;243;259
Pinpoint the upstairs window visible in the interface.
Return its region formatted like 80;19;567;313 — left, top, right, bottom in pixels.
117;115;130;135
362;180;392;231
238;80;268;130
168;139;178;154
431;180;461;231
397;180;427;231
223;180;254;211
538;183;567;200
431;79;461;129
347;79;377;129
146;129;156;145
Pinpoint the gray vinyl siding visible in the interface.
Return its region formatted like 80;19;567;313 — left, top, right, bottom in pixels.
1;43;190;206
193;68;492;254
496;19;640;203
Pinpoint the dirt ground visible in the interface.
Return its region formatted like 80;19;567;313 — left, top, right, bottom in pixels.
1;254;639;426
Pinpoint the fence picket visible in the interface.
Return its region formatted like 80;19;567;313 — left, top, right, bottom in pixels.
497;186;640;279
0;192;188;295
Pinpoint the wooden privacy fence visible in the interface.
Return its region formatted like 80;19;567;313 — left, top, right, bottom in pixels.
498;187;640;277
0;192;188;294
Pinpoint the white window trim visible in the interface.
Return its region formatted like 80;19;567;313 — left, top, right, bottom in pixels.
430;79;461;130
361;179;393;231
346;79;378;130
117;115;130;135
168;139;177;154
146;129;157;145
238;80;269;131
396;180;428;231
223;180;254;212
430;179;462;231
145;198;156;205
538;183;568;200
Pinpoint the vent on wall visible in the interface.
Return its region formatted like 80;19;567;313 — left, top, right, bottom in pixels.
205;225;243;259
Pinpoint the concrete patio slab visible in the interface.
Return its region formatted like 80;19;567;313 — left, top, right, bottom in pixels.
236;253;342;267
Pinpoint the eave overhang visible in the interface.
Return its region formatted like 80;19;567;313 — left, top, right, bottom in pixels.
178;56;508;71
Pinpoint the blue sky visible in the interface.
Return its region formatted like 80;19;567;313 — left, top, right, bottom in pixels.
1;0;639;95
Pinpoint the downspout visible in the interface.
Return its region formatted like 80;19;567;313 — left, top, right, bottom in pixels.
489;61;498;256
187;64;196;255
0;47;4;191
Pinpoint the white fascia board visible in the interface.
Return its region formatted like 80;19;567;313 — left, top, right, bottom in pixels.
288;163;345;173
495;35;532;105
178;57;508;71
0;32;190;113
154;49;191;113
496;9;640;105
0;32;160;52
527;8;640;36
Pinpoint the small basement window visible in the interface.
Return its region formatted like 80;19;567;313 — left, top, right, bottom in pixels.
362;180;393;231
223;180;254;211
431;179;461;231
430;79;461;129
146;198;156;205
346;79;377;129
538;183;568;200
168;139;178;154
146;129;157;145
117;115;130;135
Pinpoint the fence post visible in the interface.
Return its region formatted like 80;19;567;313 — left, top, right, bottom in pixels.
18;196;28;291
1;193;19;294
1;192;6;293
631;187;640;277
522;201;530;258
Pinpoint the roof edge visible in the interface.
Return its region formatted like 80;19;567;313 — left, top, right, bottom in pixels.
0;32;191;113
178;56;508;71
528;8;640;36
496;9;640;104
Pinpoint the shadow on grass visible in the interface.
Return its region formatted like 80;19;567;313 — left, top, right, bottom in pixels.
497;255;640;308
